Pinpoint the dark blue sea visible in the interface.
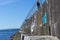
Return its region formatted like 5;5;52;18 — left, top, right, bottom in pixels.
0;29;19;40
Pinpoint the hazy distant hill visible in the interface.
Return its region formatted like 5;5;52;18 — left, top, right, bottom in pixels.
0;29;19;40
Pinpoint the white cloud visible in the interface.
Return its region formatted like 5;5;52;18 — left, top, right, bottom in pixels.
0;0;19;5
0;1;13;5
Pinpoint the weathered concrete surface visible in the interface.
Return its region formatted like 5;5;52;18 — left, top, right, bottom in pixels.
49;0;60;39
24;36;59;40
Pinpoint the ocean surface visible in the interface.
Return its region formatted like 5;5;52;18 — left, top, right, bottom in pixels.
0;29;19;40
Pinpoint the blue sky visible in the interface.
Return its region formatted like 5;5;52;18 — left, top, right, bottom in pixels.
0;0;45;30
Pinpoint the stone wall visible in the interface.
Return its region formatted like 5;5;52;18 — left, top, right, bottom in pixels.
49;0;60;39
